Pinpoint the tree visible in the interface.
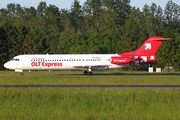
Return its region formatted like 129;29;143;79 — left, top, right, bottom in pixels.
37;1;47;16
0;25;8;69
164;0;180;28
156;27;176;71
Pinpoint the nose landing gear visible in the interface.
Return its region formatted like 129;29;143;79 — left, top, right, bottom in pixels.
20;72;24;76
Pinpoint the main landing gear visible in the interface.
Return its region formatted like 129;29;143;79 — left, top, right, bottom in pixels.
83;70;93;75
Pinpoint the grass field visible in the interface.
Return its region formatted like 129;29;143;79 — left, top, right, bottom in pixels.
0;88;180;120
0;70;180;120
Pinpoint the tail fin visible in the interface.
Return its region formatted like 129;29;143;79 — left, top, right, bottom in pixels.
116;36;174;65
135;36;174;55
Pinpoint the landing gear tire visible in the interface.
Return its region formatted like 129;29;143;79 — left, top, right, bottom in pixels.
88;71;93;76
83;70;88;75
83;70;93;75
20;72;24;76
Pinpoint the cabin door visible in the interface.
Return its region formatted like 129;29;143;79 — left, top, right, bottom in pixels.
23;56;29;68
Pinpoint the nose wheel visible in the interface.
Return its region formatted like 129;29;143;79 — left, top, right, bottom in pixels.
20;72;24;76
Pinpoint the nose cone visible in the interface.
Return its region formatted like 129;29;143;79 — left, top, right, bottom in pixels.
4;62;14;69
4;62;9;69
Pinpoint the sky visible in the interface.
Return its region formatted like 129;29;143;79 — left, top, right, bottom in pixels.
0;0;180;10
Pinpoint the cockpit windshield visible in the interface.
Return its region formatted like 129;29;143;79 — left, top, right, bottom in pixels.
11;58;20;61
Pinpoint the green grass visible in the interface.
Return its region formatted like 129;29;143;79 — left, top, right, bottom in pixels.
0;88;180;120
0;71;180;119
0;70;180;85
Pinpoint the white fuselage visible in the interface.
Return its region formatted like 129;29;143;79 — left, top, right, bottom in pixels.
4;54;130;71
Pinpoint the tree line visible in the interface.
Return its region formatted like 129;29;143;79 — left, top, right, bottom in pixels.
0;0;180;71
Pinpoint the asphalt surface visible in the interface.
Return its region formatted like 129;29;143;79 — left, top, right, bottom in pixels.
0;84;180;89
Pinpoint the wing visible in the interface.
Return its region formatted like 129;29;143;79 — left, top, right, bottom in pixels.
71;63;108;70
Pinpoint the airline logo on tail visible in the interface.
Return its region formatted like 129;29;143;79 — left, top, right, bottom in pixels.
136;36;174;55
145;43;151;50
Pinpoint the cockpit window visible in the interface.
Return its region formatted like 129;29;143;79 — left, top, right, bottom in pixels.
11;58;20;61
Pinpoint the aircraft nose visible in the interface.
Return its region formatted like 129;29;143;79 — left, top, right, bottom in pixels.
4;62;11;69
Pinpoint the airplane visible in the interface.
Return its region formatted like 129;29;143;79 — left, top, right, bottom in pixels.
4;36;174;76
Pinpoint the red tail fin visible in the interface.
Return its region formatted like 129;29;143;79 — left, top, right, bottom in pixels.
135;36;174;55
114;36;174;65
